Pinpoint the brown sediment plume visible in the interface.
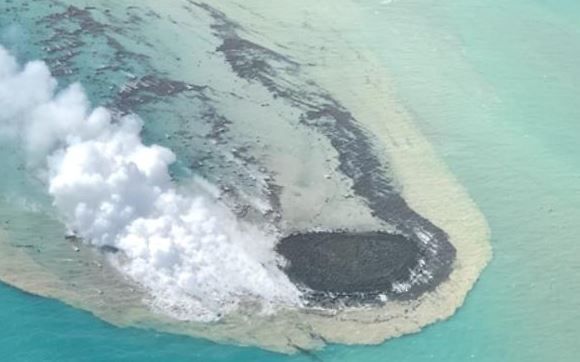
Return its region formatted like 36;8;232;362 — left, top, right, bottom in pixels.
0;0;491;353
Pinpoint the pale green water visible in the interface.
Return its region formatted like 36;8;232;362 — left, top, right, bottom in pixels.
0;0;579;361
353;0;580;360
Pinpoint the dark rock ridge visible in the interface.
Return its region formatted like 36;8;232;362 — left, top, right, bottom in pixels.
195;2;456;305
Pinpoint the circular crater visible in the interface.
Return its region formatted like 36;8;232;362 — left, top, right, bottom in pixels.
276;231;421;298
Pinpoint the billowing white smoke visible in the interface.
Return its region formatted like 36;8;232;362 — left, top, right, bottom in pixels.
0;46;301;321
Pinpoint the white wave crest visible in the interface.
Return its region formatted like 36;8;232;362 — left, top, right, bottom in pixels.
0;46;301;321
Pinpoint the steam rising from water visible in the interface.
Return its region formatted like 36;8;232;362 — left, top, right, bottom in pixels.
0;46;301;321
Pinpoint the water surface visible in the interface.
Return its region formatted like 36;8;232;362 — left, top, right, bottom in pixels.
0;0;578;361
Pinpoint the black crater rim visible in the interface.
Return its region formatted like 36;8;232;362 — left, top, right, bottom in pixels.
276;231;422;296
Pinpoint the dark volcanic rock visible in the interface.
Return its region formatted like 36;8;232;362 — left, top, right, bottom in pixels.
277;231;420;294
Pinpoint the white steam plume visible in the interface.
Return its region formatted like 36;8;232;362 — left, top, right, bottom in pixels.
0;46;301;321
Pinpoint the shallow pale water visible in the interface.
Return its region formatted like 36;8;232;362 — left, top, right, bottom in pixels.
353;1;580;360
0;0;578;361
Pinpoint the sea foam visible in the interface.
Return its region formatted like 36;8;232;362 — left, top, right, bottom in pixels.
0;46;301;321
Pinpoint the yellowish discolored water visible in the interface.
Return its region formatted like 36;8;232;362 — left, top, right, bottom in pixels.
0;0;490;353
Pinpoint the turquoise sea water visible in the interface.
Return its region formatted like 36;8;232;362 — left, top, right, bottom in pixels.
1;0;579;361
